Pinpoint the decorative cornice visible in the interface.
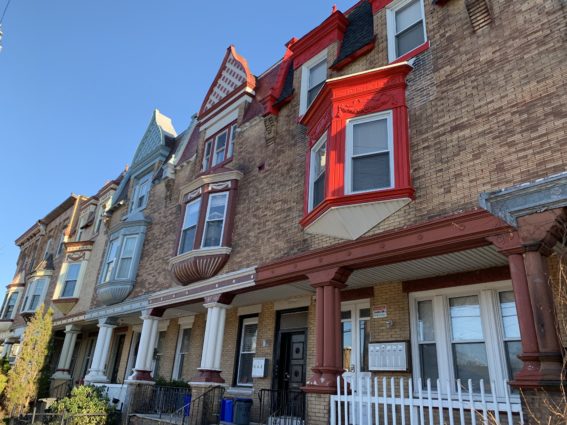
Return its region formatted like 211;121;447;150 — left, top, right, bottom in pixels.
179;170;243;203
85;295;149;321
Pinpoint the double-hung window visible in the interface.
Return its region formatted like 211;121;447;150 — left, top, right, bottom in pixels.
43;239;53;260
411;282;521;396
202;125;237;171
131;173;152;213
102;239;120;283
22;278;47;313
213;132;228;166
387;0;427;61
345;111;394;194
1;292;19;320
76;216;87;241
173;327;192;380
179;199;201;254
55;231;65;257
153;331;167;379
309;134;327;211
300;51;328;115
116;236;137;279
227;124;237;158
202;193;229;248
61;263;81;298
236;317;258;386
202;141;213;171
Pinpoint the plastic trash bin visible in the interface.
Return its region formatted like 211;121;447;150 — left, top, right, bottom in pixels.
220;398;234;422
183;395;191;416
234;398;253;425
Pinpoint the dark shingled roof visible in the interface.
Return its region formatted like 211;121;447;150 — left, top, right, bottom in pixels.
242;62;281;123
274;62;295;106
177;123;201;165
332;1;374;68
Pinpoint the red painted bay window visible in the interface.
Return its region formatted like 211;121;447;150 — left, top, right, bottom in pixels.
300;62;414;240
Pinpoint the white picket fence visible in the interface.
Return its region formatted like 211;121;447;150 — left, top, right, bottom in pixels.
330;376;524;425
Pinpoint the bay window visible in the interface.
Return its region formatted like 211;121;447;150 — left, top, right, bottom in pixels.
116;236;137;279
1;292;19;320
22;278;48;313
387;0;427;62
309;134;327;211
410;282;522;396
345;111;394;194
236;317;258;386
202;193;229;248
178;199;201;254
100;232;143;284
101;239;119;283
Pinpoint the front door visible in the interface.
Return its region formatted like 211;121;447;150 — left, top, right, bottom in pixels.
277;331;306;392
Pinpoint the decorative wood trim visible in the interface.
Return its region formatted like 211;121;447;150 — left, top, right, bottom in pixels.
402;266;510;293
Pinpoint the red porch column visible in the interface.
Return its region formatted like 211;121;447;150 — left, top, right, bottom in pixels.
303;267;351;394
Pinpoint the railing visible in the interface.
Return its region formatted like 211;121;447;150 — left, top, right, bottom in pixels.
258;389;305;425
330;376;524;425
128;385;192;417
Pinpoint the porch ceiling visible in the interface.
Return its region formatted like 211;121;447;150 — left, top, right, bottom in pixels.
346;245;507;289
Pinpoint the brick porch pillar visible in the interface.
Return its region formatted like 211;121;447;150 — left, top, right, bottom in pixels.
303;267;351;394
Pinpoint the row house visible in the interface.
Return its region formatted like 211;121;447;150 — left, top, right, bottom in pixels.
3;0;567;423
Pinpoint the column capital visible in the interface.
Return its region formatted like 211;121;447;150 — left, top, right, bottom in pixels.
97;317;118;328
64;324;81;334
204;293;235;306
486;232;524;256
517;209;566;256
307;267;351;289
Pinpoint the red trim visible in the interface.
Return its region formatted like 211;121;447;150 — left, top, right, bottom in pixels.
256;210;512;287
341;286;374;302
200;121;237;172
331;39;376;71
300;62;414;223
290;11;349;70
198;46;256;118
199;85;254;126
391;41;430;65
370;0;395;14
265;39;297;116
402;266;511;293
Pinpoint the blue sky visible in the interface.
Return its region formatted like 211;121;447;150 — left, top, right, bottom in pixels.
0;0;357;286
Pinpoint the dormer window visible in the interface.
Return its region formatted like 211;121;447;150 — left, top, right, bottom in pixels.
345;111;394;194
309;134;327;211
202;193;229;248
130;173;151;213
201;124;237;171
387;0;427;62
300;51;328;115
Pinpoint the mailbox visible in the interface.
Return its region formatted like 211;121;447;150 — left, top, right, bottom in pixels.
369;341;409;371
252;357;268;378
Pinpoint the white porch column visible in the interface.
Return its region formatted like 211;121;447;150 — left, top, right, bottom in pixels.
84;318;117;384
193;298;231;384
52;325;81;380
127;312;159;383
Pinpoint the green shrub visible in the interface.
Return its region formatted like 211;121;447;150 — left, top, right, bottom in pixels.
154;377;190;389
51;385;113;425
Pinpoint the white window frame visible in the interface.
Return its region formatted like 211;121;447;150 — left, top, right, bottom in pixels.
172;319;194;380
345;111;395;195
115;235;138;280
152;330;168;379
409;280;520;399
58;262;84;299
308;133;327;212
130;173;152;213
299;49;328;115
227;124;238;158
202;140;213;171
1;290;21;320
101;238;120;283
201;192;229;249
236;316;259;387
341;300;371;374
21;277;49;313
94;200;109;234
386;0;427;62
55;231;66;257
212;130;228;167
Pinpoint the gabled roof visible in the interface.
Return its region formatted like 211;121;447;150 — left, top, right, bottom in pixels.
198;46;256;118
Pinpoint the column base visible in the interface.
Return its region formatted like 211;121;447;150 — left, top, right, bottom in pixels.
511;352;565;389
51;370;72;381
303;367;343;394
126;369;155;384
84;370;109;384
191;369;225;384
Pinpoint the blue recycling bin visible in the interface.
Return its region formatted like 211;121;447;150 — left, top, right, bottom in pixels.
220;398;234;422
183;395;192;416
234;398;253;425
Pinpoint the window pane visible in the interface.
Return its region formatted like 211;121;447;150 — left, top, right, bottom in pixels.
313;173;325;208
242;324;258;352
359;319;369;372
417;300;435;342
396;21;425;57
34;279;46;295
180;328;192;352
419;344;439;388
213;132;227;165
352;153;391;192
66;263;81;281
203;220;223;247
121;237;137;258
450;296;484;341
452;342;490;392
505;340;522;379
313;142;326;176
342;321;352;369
116;258;132;279
202;141;212;170
395;0;422;33
499;291;520;339
62;280;76;298
307;83;324;106
207;194;228;221
237;353;254;385
180;227;197;254
309;60;327;89
353;119;388;155
359;308;371;319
